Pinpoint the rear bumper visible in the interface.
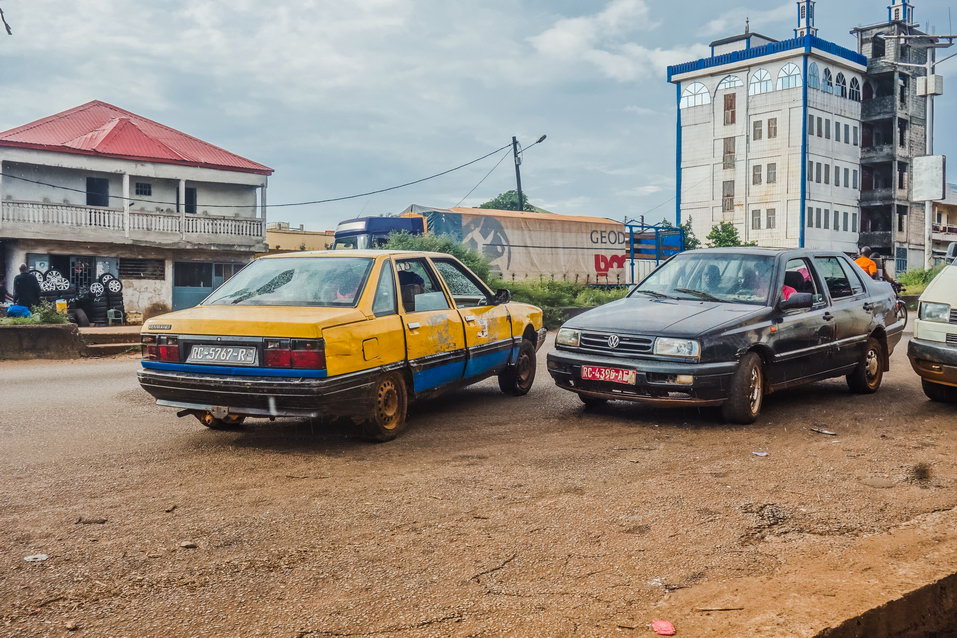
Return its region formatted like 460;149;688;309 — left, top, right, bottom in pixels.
546;349;737;407
908;339;957;387
138;366;378;418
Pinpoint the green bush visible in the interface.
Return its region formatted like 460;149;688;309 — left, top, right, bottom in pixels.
898;265;945;289
382;232;493;283
31;301;69;324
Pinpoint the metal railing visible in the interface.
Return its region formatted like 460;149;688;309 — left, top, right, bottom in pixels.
933;223;957;235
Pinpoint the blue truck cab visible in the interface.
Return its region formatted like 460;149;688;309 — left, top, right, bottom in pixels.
332;216;426;250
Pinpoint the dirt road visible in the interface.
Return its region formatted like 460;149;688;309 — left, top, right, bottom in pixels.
1;338;954;637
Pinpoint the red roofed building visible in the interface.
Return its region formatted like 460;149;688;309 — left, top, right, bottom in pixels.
0;101;273;316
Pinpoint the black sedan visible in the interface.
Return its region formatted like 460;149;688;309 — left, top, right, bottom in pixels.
547;248;905;424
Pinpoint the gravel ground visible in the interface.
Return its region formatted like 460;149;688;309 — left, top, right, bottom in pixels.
1;337;954;637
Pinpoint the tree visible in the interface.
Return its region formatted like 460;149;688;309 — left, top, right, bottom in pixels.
681;218;701;250
479;190;535;212
706;221;756;248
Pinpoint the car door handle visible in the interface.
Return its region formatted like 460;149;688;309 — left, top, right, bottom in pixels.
862;302;874;311
464;315;476;323
822;312;835;322
407;322;421;330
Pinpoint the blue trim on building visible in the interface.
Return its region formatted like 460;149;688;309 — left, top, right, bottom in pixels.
667;35;866;82
800;53;809;249
141;360;328;378
675;82;683;226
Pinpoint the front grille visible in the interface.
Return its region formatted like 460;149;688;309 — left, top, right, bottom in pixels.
947;333;957;346
950;310;957;325
579;331;654;355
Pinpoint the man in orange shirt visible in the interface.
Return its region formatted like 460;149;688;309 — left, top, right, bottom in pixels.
855;246;878;279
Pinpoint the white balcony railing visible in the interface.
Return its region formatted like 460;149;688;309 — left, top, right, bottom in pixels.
1;200;264;242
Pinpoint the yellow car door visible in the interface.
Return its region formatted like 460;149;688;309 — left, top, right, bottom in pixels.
395;257;467;392
430;257;514;379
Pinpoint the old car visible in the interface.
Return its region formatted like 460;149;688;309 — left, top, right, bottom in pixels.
547;248;905;424
138;251;546;441
908;242;957;403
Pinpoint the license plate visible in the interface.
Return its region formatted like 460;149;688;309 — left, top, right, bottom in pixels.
581;365;636;385
187;345;258;366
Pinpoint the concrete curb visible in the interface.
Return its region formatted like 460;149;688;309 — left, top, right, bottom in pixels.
0;324;85;360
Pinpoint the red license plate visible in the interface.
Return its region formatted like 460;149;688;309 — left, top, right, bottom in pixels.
581;365;637;385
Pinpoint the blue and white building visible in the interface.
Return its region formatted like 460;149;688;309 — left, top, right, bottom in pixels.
668;0;869;252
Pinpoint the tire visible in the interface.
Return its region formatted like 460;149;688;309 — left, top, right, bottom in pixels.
28;269;44;284
99;273;116;284
71;308;90;327
498;338;537;396
89;282;105;297
578;393;608;408
106;278;123;293
896;300;908;329
922;379;957;403
847;337;884;394
359;372;409;442
721;352;764;425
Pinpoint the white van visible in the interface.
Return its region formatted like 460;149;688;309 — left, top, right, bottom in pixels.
908;243;957;402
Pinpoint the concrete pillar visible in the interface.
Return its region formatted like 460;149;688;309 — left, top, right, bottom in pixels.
122;172;130;237
178;179;186;239
260;183;267;223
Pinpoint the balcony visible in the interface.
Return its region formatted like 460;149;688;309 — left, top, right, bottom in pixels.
932;224;957;241
860;188;896;205
860;144;897;164
858;231;893;248
862;96;898;121
0;201;265;251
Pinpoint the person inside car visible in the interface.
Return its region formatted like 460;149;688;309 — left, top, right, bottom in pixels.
855;246;878;279
398;270;425;311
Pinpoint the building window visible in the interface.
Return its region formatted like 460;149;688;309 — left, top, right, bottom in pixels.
753;120;763;141
808;62;821;90
872;34;886;58
749;69;773;95
853;126;859;146
767;163;777;184
898;118;908;147
816;162;822;183
808;208;814;227
824;209;830;229
717;75;744;91
768;118;778;139
824;164;830;185
185;187;197;214
899;74;909;107
844;123;850;142
853;169;859;189
753;164;763;185
835;211;842;233
899;211;906;232
724;93;737;125
835;73;848;98
844;168;850;188
898;163;908;190
823;68;834;94
835;121;842;143
817;117;824;137
752;209;762;230
777;63;803;90
816;208;822;228
835;165;841;187
723;137;736;169
895;7;901;21
808;113;814;131
825;119;831;139
119;258;165;280
896;247;908;274
134;182;152;197
849;78;862;101
86;177;110;207
722;181;735;212
808;159;814;180
680;82;711;109
767;208;777;230
843;211;849;231
852;212;859;233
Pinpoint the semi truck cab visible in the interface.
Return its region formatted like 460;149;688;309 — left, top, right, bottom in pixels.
333;216;426;250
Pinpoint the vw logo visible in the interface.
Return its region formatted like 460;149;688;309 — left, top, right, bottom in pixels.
607;334;620;349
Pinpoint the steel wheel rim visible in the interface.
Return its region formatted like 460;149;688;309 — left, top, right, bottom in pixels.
376;379;400;430
865;348;880;384
749;366;762;414
517;351;533;386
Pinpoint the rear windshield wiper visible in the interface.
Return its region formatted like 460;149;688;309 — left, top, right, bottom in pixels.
632;289;672;300
674;288;722;302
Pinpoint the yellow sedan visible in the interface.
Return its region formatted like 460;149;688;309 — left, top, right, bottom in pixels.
138;251;546;441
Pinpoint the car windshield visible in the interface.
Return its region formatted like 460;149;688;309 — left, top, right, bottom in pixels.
204;257;373;307
634;253;776;306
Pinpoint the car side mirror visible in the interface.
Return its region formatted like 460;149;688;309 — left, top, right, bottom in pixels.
492;288;511;305
778;292;814;312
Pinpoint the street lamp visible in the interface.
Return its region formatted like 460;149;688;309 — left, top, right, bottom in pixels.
512;134;547;211
879;33;957;267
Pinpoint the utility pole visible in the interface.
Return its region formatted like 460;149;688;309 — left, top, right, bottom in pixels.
512;136;524;212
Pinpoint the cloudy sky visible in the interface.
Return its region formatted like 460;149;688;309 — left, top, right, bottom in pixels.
1;0;955;230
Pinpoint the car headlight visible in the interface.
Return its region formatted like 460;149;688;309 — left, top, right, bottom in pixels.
556;328;581;347
654;338;701;359
919;302;952;323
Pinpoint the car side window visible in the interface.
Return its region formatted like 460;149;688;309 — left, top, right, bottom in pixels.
813;256;857;300
372;262;397;316
432;259;490;308
783;258;825;305
837;257;866;296
395;258;450;313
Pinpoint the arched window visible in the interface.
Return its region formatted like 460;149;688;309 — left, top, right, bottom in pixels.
863;81;874;100
777;63;803;90
749;69;773;96
716;75;743;91
835;72;848;98
808;62;821;90
680;82;711;109
849;78;862;101
823;68;834;94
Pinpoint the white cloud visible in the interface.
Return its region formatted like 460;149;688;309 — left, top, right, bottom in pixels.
699;2;793;37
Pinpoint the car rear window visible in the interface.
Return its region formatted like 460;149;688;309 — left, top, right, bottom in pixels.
203;257;373;307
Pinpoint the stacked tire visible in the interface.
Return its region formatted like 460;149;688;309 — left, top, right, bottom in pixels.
102;274;125;318
88;280;109;324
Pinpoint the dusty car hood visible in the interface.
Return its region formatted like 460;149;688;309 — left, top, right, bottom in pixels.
564;296;765;338
142;305;367;339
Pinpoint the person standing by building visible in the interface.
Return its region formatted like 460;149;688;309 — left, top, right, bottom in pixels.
13;264;42;309
855;247;878;279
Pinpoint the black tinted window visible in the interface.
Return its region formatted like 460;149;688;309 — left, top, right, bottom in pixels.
813;256;859;299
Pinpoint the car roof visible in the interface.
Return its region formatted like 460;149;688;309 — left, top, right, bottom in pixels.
679;247;851;259
259;250;451;259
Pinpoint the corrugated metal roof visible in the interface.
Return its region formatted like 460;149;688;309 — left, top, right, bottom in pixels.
0;100;272;175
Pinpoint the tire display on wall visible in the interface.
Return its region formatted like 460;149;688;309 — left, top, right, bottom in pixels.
89;282;105;297
99;273;116;284
106;278;123;294
28;269;44;284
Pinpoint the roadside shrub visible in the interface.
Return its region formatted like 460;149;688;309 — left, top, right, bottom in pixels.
898;265;945;288
31;301;68;324
0;316;38;325
383;232;492;283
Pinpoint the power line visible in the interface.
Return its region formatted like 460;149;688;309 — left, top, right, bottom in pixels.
0;142;513;209
455;149;511;207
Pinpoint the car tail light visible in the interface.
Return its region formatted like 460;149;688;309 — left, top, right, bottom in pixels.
264;339;325;369
143;335;180;362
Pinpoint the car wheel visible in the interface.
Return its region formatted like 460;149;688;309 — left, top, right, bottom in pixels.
721;352;764;425
578;393;608;408
498;339;536;396
847;337;884;394
922;379;957;403
360;372;409;442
